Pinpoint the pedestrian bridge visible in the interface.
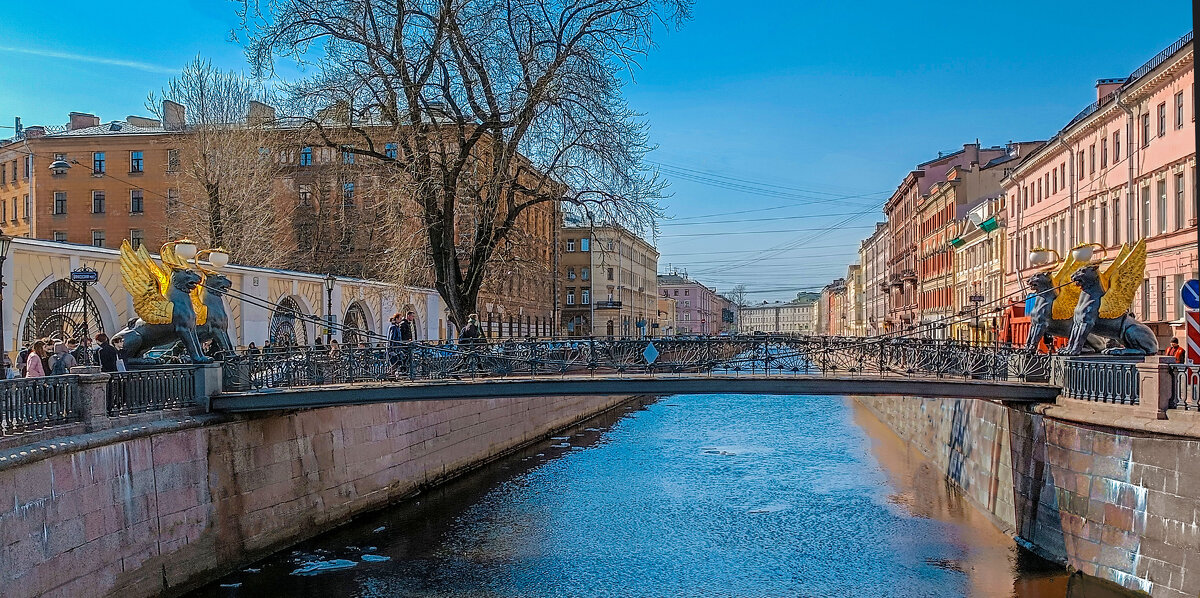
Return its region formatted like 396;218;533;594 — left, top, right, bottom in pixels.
210;336;1061;412
209;372;1060;412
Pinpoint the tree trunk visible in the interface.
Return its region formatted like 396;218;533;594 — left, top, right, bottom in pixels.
206;182;225;248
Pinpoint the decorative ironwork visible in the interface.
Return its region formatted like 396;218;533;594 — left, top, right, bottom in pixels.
220;335;1052;392
0;377;80;436
1057;358;1140;404
269;297;308;348
342;302;371;347
106;368;196;416
22;279;107;348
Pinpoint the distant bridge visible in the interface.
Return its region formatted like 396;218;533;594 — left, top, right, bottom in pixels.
211;336;1060;412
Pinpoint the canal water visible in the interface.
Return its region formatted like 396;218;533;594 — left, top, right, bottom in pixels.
194;395;1128;597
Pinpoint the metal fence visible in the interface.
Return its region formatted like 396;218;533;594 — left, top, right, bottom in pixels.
220;336;1050;392
0;377;81;436
107;368;196;416
1169;364;1200;411
1058;359;1140;404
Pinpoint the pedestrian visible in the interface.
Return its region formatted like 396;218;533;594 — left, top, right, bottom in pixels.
68;338;87;366
16;344;29;378
387;313;404;372
328;339;341;359
1165;337;1186;362
246;342;260;357
94;333;119;373
25;340;48;378
459;314;485;348
113;336;128;372
49;342;78;376
400;311;416;342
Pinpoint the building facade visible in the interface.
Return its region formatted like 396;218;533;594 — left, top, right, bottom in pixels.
951;195;1008;343
656;295;677;337
657;272;719;335
859;222;890;335
740;301;815;334
559;224;658;337
845;264;865;336
1003;32;1195;342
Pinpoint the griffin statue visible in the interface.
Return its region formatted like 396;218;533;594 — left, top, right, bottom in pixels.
113;241;213;363
1025;240;1159;356
195;269;235;357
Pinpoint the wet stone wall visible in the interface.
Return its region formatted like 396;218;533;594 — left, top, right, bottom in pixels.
854;396;1200;598
0;395;633;598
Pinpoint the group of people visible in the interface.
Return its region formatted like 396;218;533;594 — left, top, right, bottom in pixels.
8;333;125;378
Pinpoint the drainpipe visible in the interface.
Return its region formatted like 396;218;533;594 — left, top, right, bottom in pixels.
1116;90;1136;240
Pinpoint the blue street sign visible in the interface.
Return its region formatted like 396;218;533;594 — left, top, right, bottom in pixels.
1182;279;1200;310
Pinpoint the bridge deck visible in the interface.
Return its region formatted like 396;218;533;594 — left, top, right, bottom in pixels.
210;374;1060;412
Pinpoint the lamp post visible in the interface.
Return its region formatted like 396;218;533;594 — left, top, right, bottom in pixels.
0;235;11;367
323;274;335;345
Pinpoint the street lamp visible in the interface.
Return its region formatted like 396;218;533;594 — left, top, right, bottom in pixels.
0;235;11;367
323;274;336;344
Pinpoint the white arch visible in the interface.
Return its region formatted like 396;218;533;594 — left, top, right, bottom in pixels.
273;294;315;346
17;274;120;344
344;300;376;336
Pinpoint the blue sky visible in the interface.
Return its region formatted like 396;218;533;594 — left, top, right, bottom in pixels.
0;0;1190;301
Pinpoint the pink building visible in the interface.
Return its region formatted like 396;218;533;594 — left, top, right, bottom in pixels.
1004;32;1195;341
657;271;719;335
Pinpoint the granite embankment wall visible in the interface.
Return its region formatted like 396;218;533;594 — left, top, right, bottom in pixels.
0;394;634;597
855;395;1200;598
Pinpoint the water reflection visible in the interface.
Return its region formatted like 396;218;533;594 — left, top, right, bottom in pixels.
194;395;1128;598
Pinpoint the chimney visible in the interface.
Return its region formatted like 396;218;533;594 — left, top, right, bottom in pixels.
22;126;45;139
126;115;162;128
68;112;100;131
162;100;186;131
247;100;276;126
1096;78;1126;102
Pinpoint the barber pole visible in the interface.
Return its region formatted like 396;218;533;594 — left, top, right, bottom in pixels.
1187;310;1200;365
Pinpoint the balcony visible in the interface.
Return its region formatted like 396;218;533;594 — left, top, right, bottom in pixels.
900;269;917;282
593;300;622;310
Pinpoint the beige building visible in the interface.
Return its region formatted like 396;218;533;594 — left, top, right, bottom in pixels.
950;196;1007;343
859;222;890;335
739;301;815;334
656;295;677;337
559;223;658;336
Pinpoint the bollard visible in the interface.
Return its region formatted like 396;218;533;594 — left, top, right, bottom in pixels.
74;371;113;431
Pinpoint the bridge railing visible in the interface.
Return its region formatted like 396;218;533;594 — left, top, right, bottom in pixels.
107;368;197;416
1169;364;1200;411
1055;358;1141;405
0;377;81;437
218;335;1048;392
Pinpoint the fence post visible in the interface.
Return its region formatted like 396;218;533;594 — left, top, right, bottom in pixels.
1135;355;1173;419
193;362;223;412
74;370;112;432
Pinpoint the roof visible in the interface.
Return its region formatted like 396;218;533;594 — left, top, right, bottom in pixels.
47;120;170;137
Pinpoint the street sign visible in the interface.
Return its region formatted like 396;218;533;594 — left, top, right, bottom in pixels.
1182;279;1200;310
969;295;985;303
1187;310;1200;365
69;269;99;283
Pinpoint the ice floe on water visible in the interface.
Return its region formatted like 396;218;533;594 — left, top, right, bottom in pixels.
372;526;386;533
361;555;392;562
550;443;570;448
291;559;359;576
745;503;790;514
551;436;570;440
219;583;242;588
242;568;261;573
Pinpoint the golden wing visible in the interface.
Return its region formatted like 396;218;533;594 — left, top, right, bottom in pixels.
1050;252;1085;320
1099;242;1133;291
191;273;208;326
135;244;169;297
1099;239;1147;319
120;240;173;325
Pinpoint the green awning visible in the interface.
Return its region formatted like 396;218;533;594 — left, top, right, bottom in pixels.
979;216;999;232
948;237;966;248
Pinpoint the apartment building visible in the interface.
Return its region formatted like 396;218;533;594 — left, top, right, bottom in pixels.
560;223;659;337
657;272;719;335
859;222;890;335
739;301;815;334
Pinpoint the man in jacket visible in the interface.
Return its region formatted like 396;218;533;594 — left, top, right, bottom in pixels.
94;333;120;373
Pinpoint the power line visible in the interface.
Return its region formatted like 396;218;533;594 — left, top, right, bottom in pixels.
660;211;879;227
660;225;876;239
649;160;889;198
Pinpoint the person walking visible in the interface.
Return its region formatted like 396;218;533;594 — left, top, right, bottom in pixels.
49;342;78;376
1165;337;1186;362
94;333;119;373
25;341;48;378
459;314;485;348
16;344;30;378
387;313;405;374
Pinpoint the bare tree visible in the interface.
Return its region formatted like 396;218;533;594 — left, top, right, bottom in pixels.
148;57;297;268
237;0;689;327
727;283;747;332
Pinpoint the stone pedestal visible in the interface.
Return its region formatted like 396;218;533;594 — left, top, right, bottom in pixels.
74;372;112;431
1135;355;1174;420
193;362;223;411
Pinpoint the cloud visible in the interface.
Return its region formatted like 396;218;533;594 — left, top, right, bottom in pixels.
0;46;177;75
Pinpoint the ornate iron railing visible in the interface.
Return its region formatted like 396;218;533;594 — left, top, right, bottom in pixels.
1058;359;1140;404
0;377;81;436
1169;364;1200;411
219;336;1051;392
107;368;196;416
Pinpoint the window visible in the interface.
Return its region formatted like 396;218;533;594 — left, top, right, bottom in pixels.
53;192;66;215
1113;198;1121;245
1176;92;1185;129
1078;153;1085;180
1142;113;1151;147
566;289;575;305
1175;274;1186;319
1157;102;1167;137
580;238;589;251
130;229;144;249
167;149;180;172
300;147;313;166
22;156;30;179
1101;138;1107;169
1141;185;1151;237
1127;193;1136;243
385;143;397;159
342;182;355;206
9;198;14;222
567;267;576;280
129;150;144;173
684;289;689;296
1113;132;1120;162
1100;203;1108;247
1157;276;1167;321
298;184;312;206
1;164;5;185
673;290;679;296
581;289;590;305
1052;170;1057;193
1176;173;1186;229
1157;179;1167;234
93;152;105;174
91;230;105;248
683;300;690;308
53;231;67;243
130;190;144;213
1089;144;1095;175
23;194;30;219
167;188;179;209
92;190;105;214
342;147;355;164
